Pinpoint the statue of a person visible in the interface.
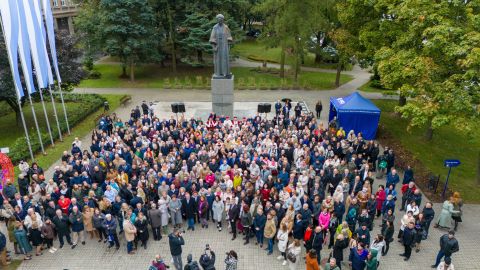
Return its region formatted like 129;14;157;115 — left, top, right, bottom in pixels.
210;14;233;78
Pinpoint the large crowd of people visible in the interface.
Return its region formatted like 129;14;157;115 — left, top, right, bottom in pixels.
0;100;463;270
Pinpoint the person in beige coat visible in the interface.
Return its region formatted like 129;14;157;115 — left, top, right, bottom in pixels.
82;206;94;239
123;217;137;254
264;213;277;255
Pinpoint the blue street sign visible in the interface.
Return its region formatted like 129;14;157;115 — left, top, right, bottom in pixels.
442;159;461;198
444;159;461;167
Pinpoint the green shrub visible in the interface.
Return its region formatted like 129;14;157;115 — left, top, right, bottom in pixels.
9;93;106;164
88;70;102;80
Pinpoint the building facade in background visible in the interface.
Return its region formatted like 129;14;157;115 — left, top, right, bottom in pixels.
51;0;78;34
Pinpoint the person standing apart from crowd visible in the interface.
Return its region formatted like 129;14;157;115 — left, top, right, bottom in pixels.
169;228;185;270
431;230;459;268
225;250;238;270
315;100;322;119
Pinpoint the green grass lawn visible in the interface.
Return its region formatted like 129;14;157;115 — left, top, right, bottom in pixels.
6;94;124;177
0;102;84;147
79;64;352;90
374;100;480;203
232;39;350;70
359;81;384;93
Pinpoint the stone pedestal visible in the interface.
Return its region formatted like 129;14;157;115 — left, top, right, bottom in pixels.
211;75;234;117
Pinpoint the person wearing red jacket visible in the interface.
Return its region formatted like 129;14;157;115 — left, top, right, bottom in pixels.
375;185;386;217
58;195;71;215
401;182;416;211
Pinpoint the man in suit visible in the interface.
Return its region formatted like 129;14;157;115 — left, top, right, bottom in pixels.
227;198;240;240
182;192;197;231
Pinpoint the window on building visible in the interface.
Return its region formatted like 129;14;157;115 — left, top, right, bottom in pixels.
53;0;58;6
61;0;66;6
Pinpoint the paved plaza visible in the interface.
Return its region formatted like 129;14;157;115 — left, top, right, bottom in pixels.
2;172;477;270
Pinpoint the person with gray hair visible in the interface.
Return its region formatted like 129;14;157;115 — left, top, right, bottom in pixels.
69;206;85;249
324;257;340;270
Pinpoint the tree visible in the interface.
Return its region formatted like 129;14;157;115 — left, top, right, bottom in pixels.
178;12;212;65
257;0;314;80
100;0;159;81
0;35;23;127
53;30;86;88
74;0;102;71
374;0;480;140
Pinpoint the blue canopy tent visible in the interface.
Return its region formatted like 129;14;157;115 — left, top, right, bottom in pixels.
328;92;381;140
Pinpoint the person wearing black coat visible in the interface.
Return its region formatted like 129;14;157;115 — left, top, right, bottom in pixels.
292;214;307;240
422;202;435;239
310;226;323;265
169;229;185;270
182;193;197;231
199;246;216;270
400;222;416;261
432;230;460;268
227;200;240;240
52;209;72;248
134;213;149;249
332;235;348;269
381;220;394;256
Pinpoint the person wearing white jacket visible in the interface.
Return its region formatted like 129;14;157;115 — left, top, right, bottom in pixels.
276;223;289;266
287;239;302;270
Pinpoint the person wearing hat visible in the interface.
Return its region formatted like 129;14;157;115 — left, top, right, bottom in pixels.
436;257;454;270
432;230;459;268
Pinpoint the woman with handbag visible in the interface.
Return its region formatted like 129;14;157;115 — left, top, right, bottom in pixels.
287;239;301;270
276;223;289;266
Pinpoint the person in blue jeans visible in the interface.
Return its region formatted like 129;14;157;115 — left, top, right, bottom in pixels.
264;213;277;255
253;208;266;248
431;230;459;268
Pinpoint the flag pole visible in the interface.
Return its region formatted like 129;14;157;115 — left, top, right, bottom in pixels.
57;81;70;135
17;97;34;161
38;87;54;146
27;93;46;155
48;84;62;141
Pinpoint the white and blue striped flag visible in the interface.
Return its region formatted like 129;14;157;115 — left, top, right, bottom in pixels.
17;0;37;94
22;0;50;89
42;0;62;83
0;0;24;98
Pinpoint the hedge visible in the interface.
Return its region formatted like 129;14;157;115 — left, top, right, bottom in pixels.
9;93;106;164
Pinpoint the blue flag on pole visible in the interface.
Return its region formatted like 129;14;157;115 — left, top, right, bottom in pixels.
17;0;37;95
42;0;61;83
0;0;24;98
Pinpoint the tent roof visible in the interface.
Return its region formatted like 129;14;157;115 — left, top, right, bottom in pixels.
330;92;380;114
